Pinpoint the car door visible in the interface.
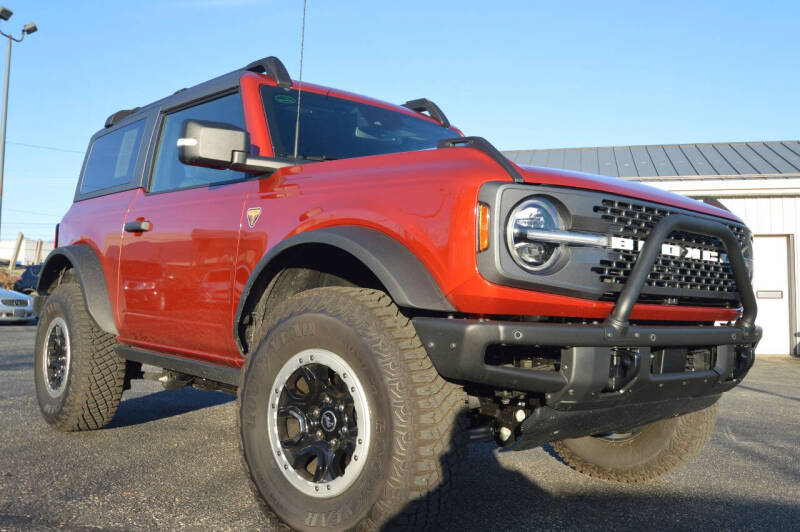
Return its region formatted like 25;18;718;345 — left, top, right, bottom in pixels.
117;92;252;363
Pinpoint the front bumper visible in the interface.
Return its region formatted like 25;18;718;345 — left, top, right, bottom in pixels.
0;308;35;321
413;214;761;443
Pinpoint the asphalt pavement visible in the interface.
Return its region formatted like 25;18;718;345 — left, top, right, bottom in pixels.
1;323;798;531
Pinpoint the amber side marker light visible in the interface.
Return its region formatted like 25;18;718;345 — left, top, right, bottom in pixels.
477;203;490;252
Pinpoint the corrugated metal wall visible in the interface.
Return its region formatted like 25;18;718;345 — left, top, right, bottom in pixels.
718;196;799;355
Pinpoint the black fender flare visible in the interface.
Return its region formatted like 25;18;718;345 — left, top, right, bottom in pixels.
234;225;455;351
37;244;118;335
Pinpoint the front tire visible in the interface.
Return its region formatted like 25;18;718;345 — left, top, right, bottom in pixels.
34;283;126;431
549;404;718;483
238;287;468;531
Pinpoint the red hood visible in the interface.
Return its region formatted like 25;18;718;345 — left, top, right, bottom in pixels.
518;164;740;223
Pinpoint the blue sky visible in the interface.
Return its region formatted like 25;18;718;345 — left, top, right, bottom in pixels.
1;0;797;240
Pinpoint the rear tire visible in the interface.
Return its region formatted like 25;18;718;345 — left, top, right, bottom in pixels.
34;283;126;431
238;287;468;531
549;404;718;483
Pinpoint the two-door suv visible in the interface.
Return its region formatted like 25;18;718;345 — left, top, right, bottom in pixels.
34;56;760;530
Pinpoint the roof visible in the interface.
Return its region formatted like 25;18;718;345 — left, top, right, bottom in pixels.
503;141;800;180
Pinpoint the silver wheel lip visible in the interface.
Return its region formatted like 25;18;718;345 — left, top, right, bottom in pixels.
42;316;70;398
268;348;371;499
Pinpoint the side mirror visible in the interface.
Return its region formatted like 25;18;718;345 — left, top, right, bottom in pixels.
178;119;290;174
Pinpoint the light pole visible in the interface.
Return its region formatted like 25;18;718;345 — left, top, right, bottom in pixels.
0;6;36;241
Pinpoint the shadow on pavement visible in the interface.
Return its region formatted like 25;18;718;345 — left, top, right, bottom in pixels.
109;388;234;428
392;423;800;531
736;384;800;404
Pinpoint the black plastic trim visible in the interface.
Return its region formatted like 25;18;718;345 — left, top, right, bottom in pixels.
37;244;118;335
516;394;720;449
403;98;451;128
438;137;524;183
413;317;760;394
115;345;240;386
234;226;455;353
105;107;140;128
245;56;292;88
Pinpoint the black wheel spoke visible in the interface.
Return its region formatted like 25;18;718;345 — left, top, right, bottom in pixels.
313;449;335;482
281;431;309;450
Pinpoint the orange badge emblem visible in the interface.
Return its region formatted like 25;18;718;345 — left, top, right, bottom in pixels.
246;207;262;228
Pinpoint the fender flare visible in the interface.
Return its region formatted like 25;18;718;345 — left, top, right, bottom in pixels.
37;244;118;335
234;226;455;350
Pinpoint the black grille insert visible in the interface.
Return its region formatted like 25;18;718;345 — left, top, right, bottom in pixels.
592;199;749;305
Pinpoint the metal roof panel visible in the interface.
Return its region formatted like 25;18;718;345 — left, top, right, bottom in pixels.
663;145;697;175
501;140;800;179
614;147;638;177
647;145;678;176
597;147;619;177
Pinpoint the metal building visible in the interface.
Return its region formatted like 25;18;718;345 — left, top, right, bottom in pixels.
504;141;800;357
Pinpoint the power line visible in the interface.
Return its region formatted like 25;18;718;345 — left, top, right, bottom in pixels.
4;207;62;217
6;140;84;154
2;221;59;225
5;175;76;180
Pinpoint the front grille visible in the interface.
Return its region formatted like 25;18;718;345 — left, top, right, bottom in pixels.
592;199;749;306
1;299;28;307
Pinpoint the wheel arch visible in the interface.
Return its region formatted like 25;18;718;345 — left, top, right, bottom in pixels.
234;225;454;354
37;244;118;335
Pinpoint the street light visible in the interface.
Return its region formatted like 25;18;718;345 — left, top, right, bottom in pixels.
0;6;37;241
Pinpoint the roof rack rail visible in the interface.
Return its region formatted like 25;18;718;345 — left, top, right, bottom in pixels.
403;98;451;128
105;107;140;128
244;56;292;88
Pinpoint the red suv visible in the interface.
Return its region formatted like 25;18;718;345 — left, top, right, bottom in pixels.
34;56;760;530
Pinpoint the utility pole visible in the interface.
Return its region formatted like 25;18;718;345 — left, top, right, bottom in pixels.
0;6;37;241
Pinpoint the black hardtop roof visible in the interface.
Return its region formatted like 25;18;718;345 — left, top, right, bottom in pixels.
102;56;292;130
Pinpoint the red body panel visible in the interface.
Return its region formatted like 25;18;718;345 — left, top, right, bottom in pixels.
116;183;249;364
59;72;742;367
58;189;139;321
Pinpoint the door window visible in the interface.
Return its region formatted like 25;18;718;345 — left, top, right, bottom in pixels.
150;92;246;193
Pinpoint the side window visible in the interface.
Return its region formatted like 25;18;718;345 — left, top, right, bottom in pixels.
80;119;145;194
149;92;245;193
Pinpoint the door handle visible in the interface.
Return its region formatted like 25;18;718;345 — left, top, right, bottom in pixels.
124;220;153;233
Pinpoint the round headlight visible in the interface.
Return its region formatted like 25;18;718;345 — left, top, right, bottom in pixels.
506;198;563;272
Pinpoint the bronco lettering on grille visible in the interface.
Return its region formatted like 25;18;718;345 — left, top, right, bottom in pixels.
610;236;728;264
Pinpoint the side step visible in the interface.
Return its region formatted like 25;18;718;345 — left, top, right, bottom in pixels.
115;345;241;387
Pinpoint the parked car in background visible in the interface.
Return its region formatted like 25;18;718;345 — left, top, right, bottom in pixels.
0;288;35;323
14;264;41;295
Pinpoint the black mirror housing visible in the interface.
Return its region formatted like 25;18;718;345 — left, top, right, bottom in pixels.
178;119;249;169
178;119;291;175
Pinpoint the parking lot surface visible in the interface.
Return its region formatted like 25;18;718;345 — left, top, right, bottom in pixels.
1;323;798;531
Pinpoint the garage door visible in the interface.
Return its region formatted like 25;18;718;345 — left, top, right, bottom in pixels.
752;235;792;355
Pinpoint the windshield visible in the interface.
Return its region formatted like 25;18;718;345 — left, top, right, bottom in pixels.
261;85;456;161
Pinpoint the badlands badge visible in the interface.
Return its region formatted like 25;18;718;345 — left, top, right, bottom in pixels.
246;207;262;228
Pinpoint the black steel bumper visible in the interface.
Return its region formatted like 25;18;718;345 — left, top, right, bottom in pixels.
413;214;761;438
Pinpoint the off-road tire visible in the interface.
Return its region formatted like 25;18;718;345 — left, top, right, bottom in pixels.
550;404;718;483
238;287;468;531
34;282;126;431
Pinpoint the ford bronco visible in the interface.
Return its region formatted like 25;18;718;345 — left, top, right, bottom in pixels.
34;56;760;530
